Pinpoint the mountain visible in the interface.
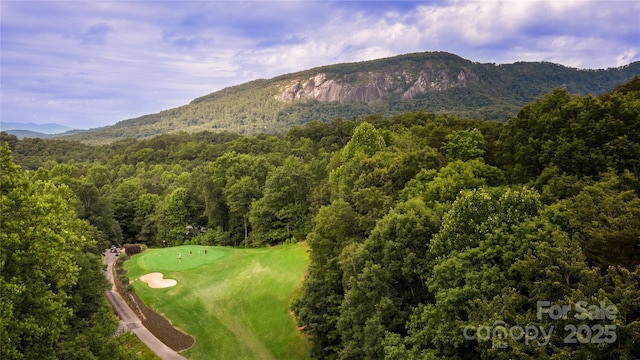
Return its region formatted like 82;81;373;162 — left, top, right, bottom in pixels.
1;122;74;135
2;130;57;140
61;52;640;144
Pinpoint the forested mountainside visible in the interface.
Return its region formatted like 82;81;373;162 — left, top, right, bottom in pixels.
2;78;640;359
60;51;640;144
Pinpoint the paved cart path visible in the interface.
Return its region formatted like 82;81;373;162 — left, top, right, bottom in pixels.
103;251;187;360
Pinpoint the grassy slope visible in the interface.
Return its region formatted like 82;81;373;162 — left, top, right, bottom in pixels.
124;244;310;360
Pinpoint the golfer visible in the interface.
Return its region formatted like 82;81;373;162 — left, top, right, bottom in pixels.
178;252;182;262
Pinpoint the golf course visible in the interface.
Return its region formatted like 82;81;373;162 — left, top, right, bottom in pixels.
124;243;311;360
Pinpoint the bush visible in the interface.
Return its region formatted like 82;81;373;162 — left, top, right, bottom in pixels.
205;226;231;246
119;276;129;285
126;284;134;292
124;244;143;256
116;257;126;267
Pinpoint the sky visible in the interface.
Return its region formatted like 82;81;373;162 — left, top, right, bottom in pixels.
1;1;639;130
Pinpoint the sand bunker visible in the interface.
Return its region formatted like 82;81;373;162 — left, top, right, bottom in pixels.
140;272;177;288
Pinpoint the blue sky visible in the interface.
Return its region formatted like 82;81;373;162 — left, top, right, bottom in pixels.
2;1;639;130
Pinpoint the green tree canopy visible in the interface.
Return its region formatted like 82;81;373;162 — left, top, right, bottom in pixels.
338;198;440;359
158;187;191;246
443;128;486;162
249;156;313;245
340;121;386;163
0;145;124;359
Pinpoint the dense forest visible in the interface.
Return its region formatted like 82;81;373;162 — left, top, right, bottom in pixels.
0;147;159;359
1;78;639;359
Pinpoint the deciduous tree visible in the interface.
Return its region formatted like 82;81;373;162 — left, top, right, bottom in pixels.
158;187;191;245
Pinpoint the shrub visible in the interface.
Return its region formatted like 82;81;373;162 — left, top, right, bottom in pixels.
202;226;231;246
119;276;129;285
116;257;125;267
124;244;143;256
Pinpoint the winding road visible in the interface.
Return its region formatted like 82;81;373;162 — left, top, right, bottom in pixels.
103;250;187;360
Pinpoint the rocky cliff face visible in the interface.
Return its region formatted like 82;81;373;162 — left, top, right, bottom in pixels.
275;67;479;103
402;69;479;100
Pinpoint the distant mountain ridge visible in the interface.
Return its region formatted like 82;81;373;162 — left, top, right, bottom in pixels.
1;122;74;135
60;51;640;144
2;130;56;140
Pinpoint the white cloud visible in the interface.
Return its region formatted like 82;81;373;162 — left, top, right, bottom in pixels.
1;0;638;129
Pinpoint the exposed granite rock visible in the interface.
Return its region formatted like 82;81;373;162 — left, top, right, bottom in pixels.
402;69;479;100
275;68;478;103
274;73;381;102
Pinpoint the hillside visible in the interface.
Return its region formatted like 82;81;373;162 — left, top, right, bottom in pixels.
61;51;640;144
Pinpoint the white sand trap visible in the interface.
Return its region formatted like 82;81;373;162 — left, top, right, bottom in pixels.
140;272;177;288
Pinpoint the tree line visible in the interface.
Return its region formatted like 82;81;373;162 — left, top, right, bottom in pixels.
1;77;639;358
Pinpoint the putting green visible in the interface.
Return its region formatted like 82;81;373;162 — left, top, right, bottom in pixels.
124;243;310;360
134;245;230;272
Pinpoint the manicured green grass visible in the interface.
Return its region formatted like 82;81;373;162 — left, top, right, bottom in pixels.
124;243;310;360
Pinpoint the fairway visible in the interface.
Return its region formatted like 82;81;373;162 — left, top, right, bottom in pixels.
124;243;310;360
